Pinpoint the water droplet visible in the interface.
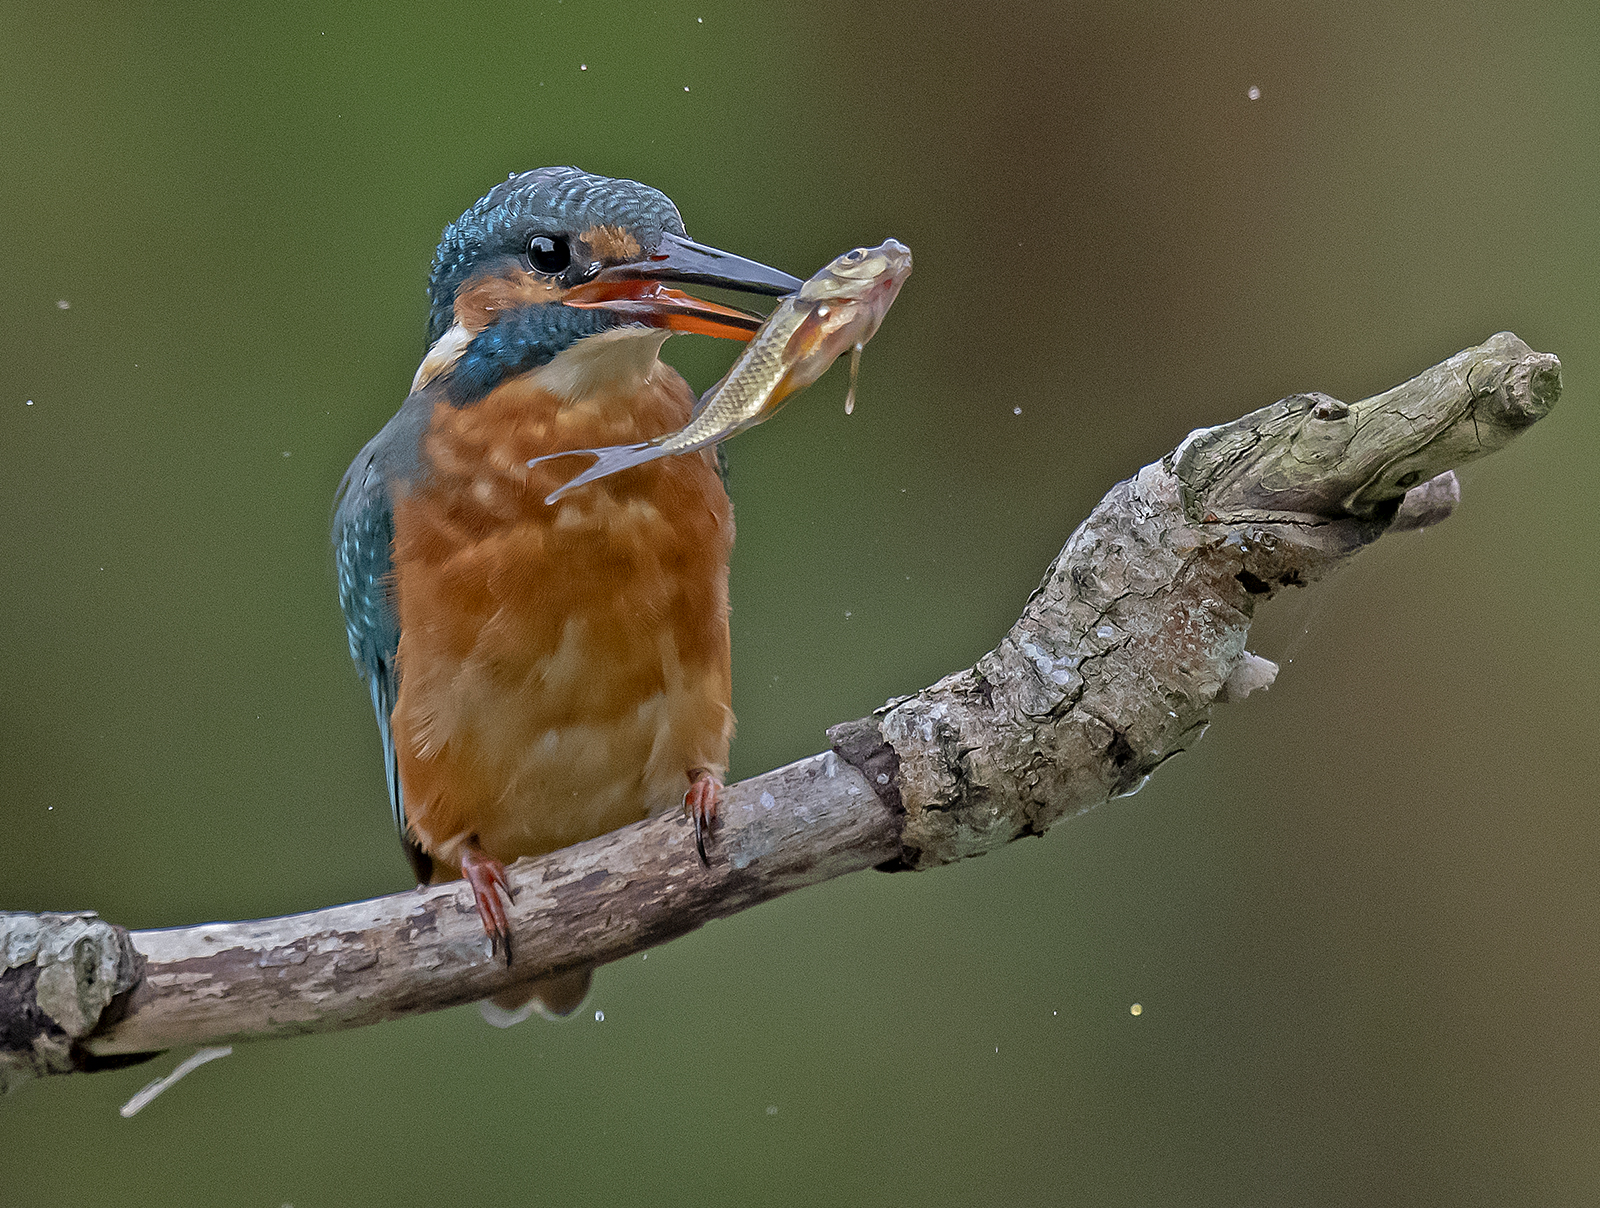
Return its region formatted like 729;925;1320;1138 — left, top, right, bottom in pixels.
56;299;70;310
1247;85;1261;100
683;86;690;92
25;400;33;406
1012;406;1022;415
594;1009;605;1021
1130;1003;1143;1016
580;63;587;71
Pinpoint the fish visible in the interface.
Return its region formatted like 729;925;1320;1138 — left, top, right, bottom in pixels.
530;238;912;504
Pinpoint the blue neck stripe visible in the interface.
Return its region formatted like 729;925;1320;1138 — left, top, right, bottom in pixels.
445;306;625;406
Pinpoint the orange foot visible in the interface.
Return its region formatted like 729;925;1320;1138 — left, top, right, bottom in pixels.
459;844;514;965
685;768;723;867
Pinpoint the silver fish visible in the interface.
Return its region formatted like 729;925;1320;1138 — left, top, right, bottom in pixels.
532;238;912;504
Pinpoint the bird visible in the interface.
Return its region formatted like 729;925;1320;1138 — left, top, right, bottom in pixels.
333;166;801;1023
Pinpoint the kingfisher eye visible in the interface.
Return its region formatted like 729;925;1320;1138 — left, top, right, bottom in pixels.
527;234;571;275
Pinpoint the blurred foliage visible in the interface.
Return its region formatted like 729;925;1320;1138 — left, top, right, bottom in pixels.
2;1;1597;1204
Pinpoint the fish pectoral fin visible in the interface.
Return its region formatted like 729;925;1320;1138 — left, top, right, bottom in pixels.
844;342;864;415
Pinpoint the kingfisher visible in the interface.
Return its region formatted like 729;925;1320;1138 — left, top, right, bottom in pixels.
333;167;801;1022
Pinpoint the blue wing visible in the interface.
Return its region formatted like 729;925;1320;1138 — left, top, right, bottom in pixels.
333;445;431;884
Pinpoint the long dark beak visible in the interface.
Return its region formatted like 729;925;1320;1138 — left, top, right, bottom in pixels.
565;232;803;341
608;232;804;296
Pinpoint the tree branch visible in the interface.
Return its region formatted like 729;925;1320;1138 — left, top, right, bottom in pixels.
0;332;1560;1094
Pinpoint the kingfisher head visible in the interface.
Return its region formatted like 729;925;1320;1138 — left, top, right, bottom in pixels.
415;166;801;406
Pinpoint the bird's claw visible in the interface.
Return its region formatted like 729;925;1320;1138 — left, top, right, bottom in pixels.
460;847;514;965
685;769;722;867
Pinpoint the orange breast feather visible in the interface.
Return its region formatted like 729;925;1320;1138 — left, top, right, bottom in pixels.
388;370;734;873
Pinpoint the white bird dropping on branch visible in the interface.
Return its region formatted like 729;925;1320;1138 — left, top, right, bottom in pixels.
1222;651;1279;700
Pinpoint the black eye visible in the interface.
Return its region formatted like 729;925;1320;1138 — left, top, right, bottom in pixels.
528;233;571;275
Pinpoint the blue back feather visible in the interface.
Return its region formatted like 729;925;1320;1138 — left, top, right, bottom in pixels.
333;450;404;840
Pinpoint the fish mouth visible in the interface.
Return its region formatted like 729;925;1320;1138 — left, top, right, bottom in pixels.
564;232;802;341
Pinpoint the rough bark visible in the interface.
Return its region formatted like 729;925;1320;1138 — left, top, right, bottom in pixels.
0;331;1560;1094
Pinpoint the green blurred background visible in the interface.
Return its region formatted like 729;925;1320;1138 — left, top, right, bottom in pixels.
3;1;1596;1204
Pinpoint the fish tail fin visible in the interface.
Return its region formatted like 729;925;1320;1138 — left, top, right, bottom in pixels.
537;441;663;504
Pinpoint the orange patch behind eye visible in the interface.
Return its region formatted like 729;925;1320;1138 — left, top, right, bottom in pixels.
454;271;563;333
582;224;643;263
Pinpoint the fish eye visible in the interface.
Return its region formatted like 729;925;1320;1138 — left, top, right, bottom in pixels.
843;249;865;262
528;233;571;275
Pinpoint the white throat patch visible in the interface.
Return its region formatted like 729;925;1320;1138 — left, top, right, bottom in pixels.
529;326;671;403
412;323;473;392
410;323;671;400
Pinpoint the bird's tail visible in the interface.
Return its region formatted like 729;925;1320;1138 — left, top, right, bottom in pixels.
478;965;596;1028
